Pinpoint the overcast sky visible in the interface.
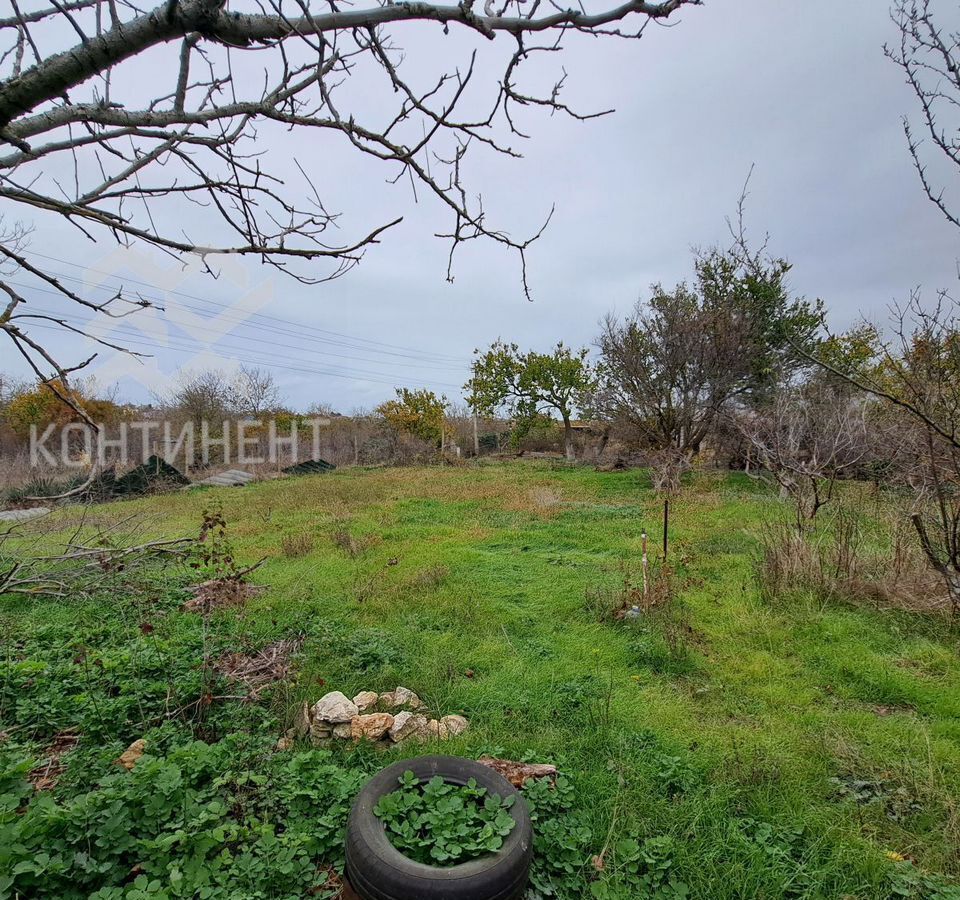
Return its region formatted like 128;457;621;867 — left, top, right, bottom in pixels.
8;0;960;412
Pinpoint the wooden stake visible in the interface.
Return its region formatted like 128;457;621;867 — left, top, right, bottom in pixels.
641;530;649;604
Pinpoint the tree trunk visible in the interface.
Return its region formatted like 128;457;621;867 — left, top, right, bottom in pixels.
595;426;610;463
563;416;574;462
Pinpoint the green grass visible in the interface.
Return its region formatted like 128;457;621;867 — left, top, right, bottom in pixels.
2;462;959;898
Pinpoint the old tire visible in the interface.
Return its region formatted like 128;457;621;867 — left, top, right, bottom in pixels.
345;755;533;900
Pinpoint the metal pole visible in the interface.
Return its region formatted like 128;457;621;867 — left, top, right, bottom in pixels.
663;499;669;561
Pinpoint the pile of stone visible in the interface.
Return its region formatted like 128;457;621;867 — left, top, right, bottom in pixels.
277;686;469;751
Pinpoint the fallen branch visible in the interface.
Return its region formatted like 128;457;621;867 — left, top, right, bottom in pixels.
477;756;558;787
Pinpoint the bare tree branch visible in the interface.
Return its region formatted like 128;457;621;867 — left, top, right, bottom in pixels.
886;0;960;231
0;0;699;398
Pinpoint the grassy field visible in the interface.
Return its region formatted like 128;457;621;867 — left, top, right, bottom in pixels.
2;461;959;899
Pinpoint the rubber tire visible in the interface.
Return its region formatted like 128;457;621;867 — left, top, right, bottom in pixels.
345;755;533;900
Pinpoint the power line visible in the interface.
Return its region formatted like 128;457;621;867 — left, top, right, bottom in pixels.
23;321;465;391
15;283;468;377
14;269;469;371
24;249;466;364
19;309;466;388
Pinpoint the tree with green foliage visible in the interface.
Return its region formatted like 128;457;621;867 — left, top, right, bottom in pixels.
466;341;595;461
377;388;449;449
594;283;748;455
694;242;823;404
593;234;824;456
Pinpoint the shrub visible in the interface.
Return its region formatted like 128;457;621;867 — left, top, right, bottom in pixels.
756;502;944;613
648;449;691;498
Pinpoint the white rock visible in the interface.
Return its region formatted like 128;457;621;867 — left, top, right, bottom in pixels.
427;719;449;740
440;714;469;737
312;691;358;724
333;722;353;739
352;691;379;712
309;723;332;747
351;713;394;741
389;711;430;742
292;701;312;737
394;686;424;708
382;686;424;710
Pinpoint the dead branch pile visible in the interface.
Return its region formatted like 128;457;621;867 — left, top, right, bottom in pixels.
0;514;191;598
182;559;267;613
28;729;80;791
215;636;305;698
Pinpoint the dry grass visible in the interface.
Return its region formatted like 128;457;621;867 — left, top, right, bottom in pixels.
280;532;314;557
584;559;675;622
330;518;380;558
28;729;80;792
502;484;568;517
757;505;948;613
215;636;305;698
407;563;449;590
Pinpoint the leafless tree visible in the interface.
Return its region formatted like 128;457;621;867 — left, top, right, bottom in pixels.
162;368;233;426
0;370;28;410
901;424;960;617
0;0;699;410
231;365;280;418
818;294;960;616
887;0;960;232
735;382;869;533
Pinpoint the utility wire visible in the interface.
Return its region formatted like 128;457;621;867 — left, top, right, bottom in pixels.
23;250;466;363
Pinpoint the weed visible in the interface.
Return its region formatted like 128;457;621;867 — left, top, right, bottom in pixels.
374;770;517;865
829;774;922;822
408;564;449;590
331;517;379;558
189;502;240;582
350;566;385;604
756;504;946;614
584;582;630;622
585;559;675;623
2;463;960;897
316;621;404;673
888;860;960;899
589;835;691;898
280;532;314;557
524;774;595;897
649;751;697;798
